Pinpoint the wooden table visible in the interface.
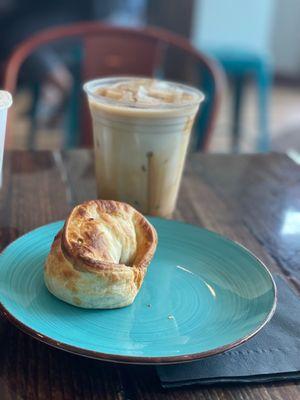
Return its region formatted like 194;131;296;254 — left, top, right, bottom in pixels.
1;150;300;400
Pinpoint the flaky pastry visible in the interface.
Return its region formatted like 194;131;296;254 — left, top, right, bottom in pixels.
44;200;157;308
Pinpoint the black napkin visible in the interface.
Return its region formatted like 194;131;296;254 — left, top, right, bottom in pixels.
157;276;300;388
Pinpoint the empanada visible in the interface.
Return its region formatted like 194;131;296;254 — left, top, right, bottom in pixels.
44;200;157;308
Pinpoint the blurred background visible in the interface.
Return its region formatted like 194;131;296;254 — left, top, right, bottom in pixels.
0;0;299;155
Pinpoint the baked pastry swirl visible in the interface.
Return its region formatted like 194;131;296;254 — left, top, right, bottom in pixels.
44;200;157;309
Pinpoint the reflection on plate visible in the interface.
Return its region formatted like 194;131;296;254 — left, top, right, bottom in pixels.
0;218;276;364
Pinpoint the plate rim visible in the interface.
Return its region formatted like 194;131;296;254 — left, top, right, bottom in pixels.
0;218;277;365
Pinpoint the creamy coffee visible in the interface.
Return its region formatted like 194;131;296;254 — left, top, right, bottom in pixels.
84;77;204;217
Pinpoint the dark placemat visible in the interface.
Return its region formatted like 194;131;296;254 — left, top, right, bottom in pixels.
157;276;300;388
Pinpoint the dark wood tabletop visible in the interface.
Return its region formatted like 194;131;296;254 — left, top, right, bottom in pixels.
0;150;300;400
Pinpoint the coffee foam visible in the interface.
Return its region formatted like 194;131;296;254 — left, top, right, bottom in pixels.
96;79;197;107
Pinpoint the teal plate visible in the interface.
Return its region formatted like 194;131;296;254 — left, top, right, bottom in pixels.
0;218;276;364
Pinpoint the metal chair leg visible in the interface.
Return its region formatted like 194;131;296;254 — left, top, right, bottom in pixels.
257;64;271;152
232;76;244;153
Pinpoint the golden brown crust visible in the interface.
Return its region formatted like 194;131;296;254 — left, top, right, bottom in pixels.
44;200;157;309
61;200;157;272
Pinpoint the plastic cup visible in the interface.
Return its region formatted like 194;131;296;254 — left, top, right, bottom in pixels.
0;91;13;187
84;77;204;218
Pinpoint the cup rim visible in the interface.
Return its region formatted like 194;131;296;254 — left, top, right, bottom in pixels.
83;76;205;110
0;91;13;110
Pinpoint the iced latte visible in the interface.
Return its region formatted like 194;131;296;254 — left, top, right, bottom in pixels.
84;77;204;217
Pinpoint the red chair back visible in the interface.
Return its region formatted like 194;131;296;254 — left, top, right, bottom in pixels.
3;22;223;149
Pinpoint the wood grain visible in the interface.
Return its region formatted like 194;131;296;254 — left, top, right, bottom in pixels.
0;150;300;400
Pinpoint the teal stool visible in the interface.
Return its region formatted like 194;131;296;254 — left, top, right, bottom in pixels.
192;0;274;152
212;49;271;152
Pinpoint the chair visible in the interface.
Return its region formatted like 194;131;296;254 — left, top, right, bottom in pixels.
3;22;222;150
192;0;274;152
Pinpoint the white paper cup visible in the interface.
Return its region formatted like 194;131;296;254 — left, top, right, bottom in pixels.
0;91;13;187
